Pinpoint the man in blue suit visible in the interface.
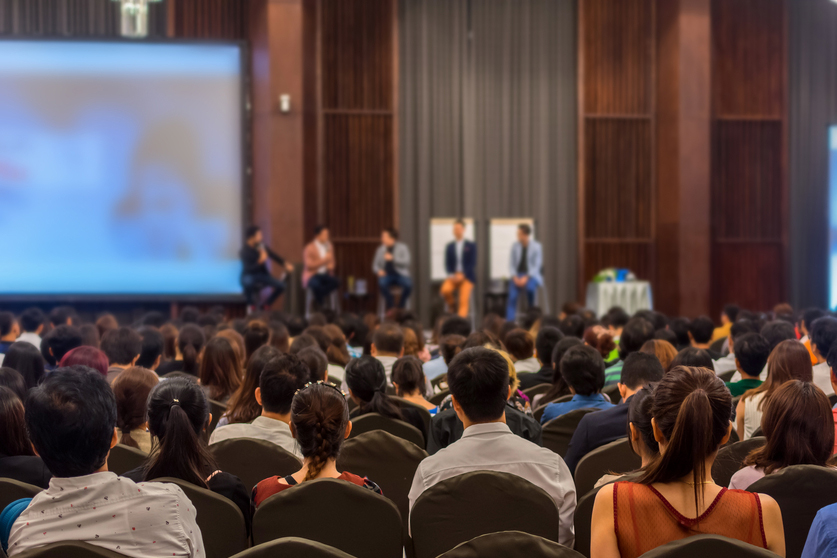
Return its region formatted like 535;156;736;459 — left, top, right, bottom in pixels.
441;220;477;317
507;223;543;321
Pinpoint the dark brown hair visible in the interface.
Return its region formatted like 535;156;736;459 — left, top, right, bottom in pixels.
177;324;205;375
215;328;246;368
0;386;34;456
111;366;159;449
391;356;427;397
640;339;678;372
225;345;281;424
744;380;834;474
244;321;272;363
504;329;535;361
741;339;813;411
199;337;242;402
292;383;350;481
637;366;732;517
583;327;616;359
323;324;350;367
160;323;178;361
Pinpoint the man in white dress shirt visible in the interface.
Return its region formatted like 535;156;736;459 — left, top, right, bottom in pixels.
5;367;204;558
210;353;308;458
408;347;576;547
15;307;46;348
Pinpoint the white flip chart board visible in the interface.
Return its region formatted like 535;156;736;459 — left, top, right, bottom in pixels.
429;218;475;281
490;218;535;280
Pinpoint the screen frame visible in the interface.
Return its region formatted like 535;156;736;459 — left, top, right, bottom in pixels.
0;36;251;303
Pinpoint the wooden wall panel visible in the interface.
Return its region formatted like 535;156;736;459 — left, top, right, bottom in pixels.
712;244;785;313
168;0;249;39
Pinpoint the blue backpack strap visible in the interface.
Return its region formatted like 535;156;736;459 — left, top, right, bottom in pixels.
1;499;32;552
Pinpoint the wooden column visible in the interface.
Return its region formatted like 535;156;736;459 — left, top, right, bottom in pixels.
655;0;712;316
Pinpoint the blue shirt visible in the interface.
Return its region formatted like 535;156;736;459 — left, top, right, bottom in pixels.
540;393;614;424
423;357;448;380
802;503;837;558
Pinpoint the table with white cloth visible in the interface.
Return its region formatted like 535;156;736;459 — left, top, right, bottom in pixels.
586;281;653;317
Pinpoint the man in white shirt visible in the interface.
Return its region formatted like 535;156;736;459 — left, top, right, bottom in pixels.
15;307;45;349
715;320;759;380
371;323;404;383
408;347;576;547
5;367;204;558
210;353;308;459
504;328;540;373
810;316;837;396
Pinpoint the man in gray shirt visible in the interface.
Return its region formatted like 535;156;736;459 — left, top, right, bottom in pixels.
373;228;412;310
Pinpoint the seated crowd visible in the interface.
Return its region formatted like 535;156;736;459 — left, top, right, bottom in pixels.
2;302;837;557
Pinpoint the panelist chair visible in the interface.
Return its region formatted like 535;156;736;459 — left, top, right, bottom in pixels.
306;288;340;319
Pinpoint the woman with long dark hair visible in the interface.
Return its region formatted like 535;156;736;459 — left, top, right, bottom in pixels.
198;337;242;404
730;380;834;489
222;345;281;426
3;342;45;390
123;378;250;526
156;324;205;376
252;382;381;507
590;366;785;558
345;355;426;438
111;366;159;453
0;386;51;488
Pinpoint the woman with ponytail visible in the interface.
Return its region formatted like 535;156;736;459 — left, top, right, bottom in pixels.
345;355;427;439
123;377;250;527
156;324;205;376
111;366;158;453
590;366;785;558
252;381;382;508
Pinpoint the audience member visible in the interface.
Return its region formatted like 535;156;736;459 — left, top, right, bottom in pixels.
652;328;679;349
564;352;664;473
136;326;165;370
3;367;204;558
504;328;539;373
59;346;108;378
253;382;382;507
210;354;306;458
559;314;585;339
726;333;770;397
536;337;584;409
519;327;564;390
670;347;715;371
323;324;351;378
0;368;27;402
540;345;613;424
157;324;205;376
78;324;100;348
604;317;655;386
289;333;318;355
160;323;178;361
799;307;826;365
370;322;405;382
216;328;246;368
2;342;45;390
668;317;692;350
0;386;51;488
94;313;118;338
297;346;329;383
48;306;76;327
43;325;83;369
688;316;720;358
123;377;249;528
409;347;576;546
392;356;437;414
15;308;45;349
198;337;242;404
712;304;740;342
730;380;833;489
423;328;467;381
715;319;759;378
111;366;159;453
244;321;271;363
0;312;20;359
100;327;142;383
345;355;426;439
222;345;281;427
583;326;617;360
639;339;677;371
809;316;837;395
737;339;813;439
268;320;291;354
590;366;784;557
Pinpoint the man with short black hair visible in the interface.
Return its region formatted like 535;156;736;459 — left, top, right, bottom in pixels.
810;316;837;396
519;327;565;390
604;317;655;386
48;306;76;327
100;327;142;384
371;322;405;381
373;228;412;310
726;333;770;397
409;347;575;546
44;325;83;367
504;329;539;373
136;326;164;371
563;351;664;473
715;319;759;377
689;316;719;358
0;312;19;362
4;367;204;558
16;308;45;348
540;345;614;423
209;354;307;457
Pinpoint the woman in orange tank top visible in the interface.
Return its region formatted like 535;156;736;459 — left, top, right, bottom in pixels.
590;366;785;558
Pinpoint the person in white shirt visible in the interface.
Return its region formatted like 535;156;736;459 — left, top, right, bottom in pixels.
503;328;540;373
210;353;309;459
408;347;576;547
715;320;759;380
4;367;204;558
15;307;45;349
809;316;837;396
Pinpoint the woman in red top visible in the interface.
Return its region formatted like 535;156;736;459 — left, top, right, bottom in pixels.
253;381;381;507
590;366;785;558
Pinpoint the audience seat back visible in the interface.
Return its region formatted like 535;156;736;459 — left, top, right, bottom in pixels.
252;478;402;558
542;408;600;457
153;477;248;558
533;394;572;423
0;478;42;515
574;438;641;498
521;384;551;398
572;472;640;557
390;396;433;435
410;471;560;558
210;438;301;493
718;370;735;382
14;541;127;558
428;390;450;407
748;464;837;558
437;530;583;558
602;384;621;404
336;430;427;536
711;437;766;489
349;413;424;449
637;534;779;557
229;537;355;558
106;444;147;476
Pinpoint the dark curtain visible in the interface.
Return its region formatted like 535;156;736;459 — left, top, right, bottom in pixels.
399;0;577;324
0;0;167;37
789;0;837;309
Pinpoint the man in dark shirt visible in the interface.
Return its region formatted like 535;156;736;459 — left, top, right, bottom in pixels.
240;225;293;310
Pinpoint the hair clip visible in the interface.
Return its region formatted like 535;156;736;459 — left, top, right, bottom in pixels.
294;380;345;397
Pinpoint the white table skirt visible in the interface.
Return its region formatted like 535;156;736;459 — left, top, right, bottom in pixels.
586;281;653;317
